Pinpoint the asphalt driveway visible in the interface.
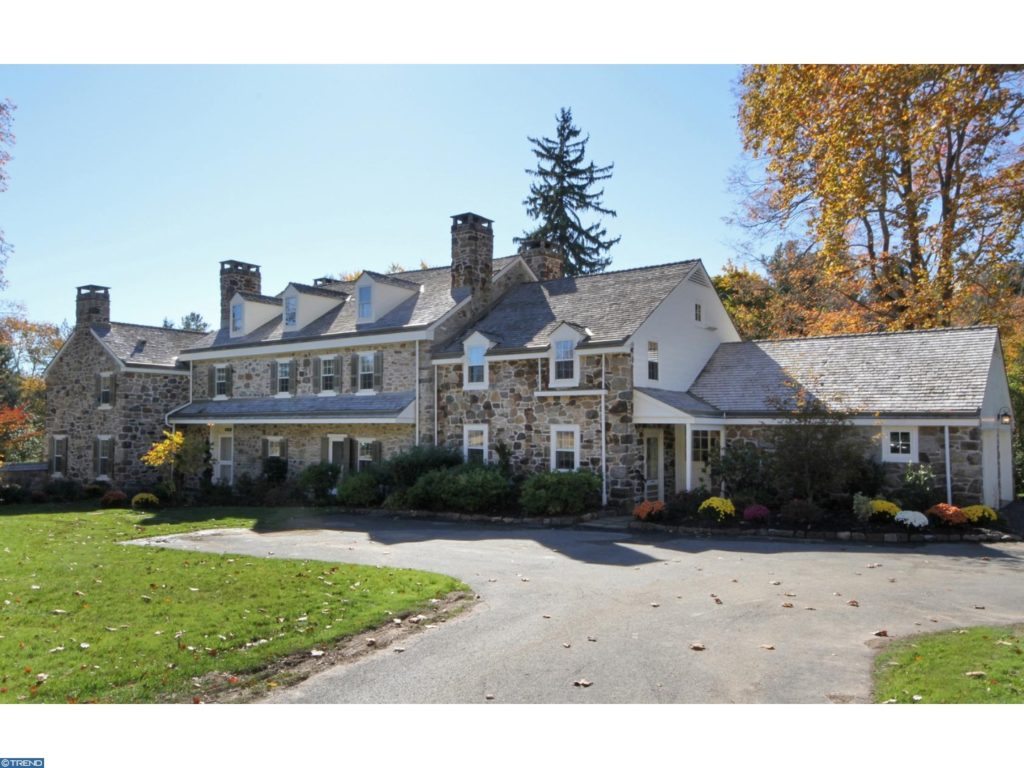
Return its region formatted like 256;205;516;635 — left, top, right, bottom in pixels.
138;516;1024;703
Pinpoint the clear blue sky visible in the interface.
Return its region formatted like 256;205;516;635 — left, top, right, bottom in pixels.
0;65;746;330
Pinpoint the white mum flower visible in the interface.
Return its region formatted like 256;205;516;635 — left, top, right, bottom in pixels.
895;510;929;528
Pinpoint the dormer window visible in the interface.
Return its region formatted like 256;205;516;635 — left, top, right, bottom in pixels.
554;340;574;381
284;296;298;327
231;304;244;333
465;345;487;389
358;286;372;320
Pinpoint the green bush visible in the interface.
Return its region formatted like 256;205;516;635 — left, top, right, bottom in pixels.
665;487;712;523
707;441;773;500
336;470;385;507
0;483;27;505
131;492;160;510
779;498;822;527
262;456;289;485
99;490;129;509
384;446;463;490
298;462;342;504
519;470;601;517
897;463;939;512
406;465;513;514
83;482;111;498
44;478;83;502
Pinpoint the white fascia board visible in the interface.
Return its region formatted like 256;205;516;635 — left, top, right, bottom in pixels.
534;389;606;397
178;329;433;362
169;416;415;426
719;416;980;427
578;345;628;356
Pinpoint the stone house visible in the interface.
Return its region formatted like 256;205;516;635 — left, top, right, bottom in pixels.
45;212;1016;508
43;286;205;489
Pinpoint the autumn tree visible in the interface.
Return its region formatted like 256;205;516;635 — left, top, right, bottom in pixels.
519;107;620;276
736;65;1024;333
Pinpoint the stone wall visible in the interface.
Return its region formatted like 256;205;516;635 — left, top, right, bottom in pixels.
435;352;639;503
44;328;191;491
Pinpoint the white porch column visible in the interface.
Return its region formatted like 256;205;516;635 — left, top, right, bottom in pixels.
943;425;953;505
685;423;693;491
674;424;686;495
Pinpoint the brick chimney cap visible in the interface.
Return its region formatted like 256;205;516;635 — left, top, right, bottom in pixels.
76;284;111;294
450;212;493;229
220;260;261;274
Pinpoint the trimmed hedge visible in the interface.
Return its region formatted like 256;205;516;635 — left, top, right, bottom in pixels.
519;470;601;517
405;465;512;514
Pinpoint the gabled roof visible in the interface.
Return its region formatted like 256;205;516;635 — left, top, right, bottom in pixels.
438;260;699;355
636;387;723;418
688;326;1000;417
92;322;206;369
184;257;515;352
167;390;415;422
237;292;283;305
286;283;350;299
361;271;421;290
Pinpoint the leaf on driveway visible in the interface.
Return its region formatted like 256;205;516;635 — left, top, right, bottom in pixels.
974;605;986;610
587;636;597;642
310;649;324;657
562;642;571;649
690;642;706;651
769;580;781;586
784;592;796;597
781;602;794;608
713;597;723;605
573;679;593;687
650;602;660;608
760;644;775;650
542;614;551;619
847;600;860;607
873;630;889;637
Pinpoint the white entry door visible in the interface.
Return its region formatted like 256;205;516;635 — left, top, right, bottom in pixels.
643;430;664;501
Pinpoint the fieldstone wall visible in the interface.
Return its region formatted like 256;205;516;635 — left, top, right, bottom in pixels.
44;328;191;491
436;352;639;503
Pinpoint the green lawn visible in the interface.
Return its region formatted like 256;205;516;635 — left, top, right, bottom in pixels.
874;624;1024;703
0;504;466;703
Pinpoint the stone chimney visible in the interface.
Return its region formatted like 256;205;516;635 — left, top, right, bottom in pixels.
220;260;261;329
518;238;564;281
76;285;111;327
451;213;494;297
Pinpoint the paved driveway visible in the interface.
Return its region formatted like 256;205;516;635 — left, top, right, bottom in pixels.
142;516;1024;703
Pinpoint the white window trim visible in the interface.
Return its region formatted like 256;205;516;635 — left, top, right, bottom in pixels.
265;435;284;458
275;358;294;398
213;364;230;400
318;355;338;395
463;423;490;464
647;340;659;383
550;425;581;472
283;296;298;327
355;437;376;471
51;434;69;478
464;345;489;390
96;434;114;481
357;285;373;322
549;340;579;388
357;351;376;394
881;425;918;464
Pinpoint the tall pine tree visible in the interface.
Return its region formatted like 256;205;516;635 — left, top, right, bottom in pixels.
519;108;619;276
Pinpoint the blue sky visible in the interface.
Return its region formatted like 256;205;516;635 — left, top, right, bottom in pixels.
0;65;746;329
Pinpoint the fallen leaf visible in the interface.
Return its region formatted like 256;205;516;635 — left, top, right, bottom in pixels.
873;630;889;637
573;679;593;688
867;563;882;569
760;644;775;650
974;605;986;610
310;649;324;657
542;614;551;619
714;598;723;605
79;643;90;649
51;609;68;615
73;590;85;597
485;694;495;700
804;607;816;611
690;642;706;651
847;600;860;607
784;592;796;597
192;696;202;704
366;638;377;647
769;580;781;585
393;647;405;653
888;578;897;583
833;592;842;596
36;673;48;682
188;587;199;592
912;695;922;702
562;642;571;649
520;577;530;582
781;602;794;608
650;602;660;608
965;671;986;678
587;636;597;642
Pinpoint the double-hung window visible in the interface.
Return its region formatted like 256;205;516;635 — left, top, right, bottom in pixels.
52;436;68;476
358;352;375;391
695;303;702;323
277;361;292;395
647;341;659;381
357;439;376;472
231;304;244;333
214;366;229;397
554;340;574;381
551;426;579;472
96;436;113;479
358;286;372;320
284;296;298;327
466;345;486;388
320;357;336;392
98;373;113;407
464;424;488;464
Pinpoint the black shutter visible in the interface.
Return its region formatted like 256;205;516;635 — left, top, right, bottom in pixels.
350;353;359;391
109;374;117;406
226;365;233;397
343;438;353;473
261;438;269;460
279;439;288;460
93;437;100;477
371;440;382;464
312;358;321;393
334;355;343;393
48;436;55;474
288;361;296;394
373;350;384;392
270;361;279;394
208;367;215;397
107;440;115;481
94;374;102;405
321;436;330;463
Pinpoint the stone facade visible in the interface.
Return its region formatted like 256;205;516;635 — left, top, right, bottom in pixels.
44;328;191;491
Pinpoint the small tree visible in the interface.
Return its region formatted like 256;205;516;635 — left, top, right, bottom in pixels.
140;430;209;494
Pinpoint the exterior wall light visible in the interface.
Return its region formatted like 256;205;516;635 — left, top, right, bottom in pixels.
998;410;1012;426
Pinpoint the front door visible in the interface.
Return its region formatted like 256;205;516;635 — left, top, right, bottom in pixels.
643;430;664;501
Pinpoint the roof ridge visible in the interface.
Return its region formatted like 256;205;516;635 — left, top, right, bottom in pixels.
539;259;699;285
741;325;998;345
106;321;207;335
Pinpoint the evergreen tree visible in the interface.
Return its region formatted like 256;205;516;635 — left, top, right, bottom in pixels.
519;108;620;276
180;312;209;332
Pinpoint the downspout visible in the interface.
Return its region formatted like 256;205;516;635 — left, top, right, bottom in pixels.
601;354;607;507
944;424;953;505
414;341;420;446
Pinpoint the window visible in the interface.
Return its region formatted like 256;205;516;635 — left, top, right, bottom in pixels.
98;373;113;406
551;426;580;472
231;303;243;333
695;303;702;323
882;426;918;463
214;366;229;397
692;430;720;464
320;357;336;392
359;352;375;391
96;436;113;479
554;340;574;381
51;436;68;476
358;286;372;320
277;361;292;394
647;341;659;381
265;436;283;458
466;345;486;388
356;438;378;472
284;296;298;327
464;424;488;464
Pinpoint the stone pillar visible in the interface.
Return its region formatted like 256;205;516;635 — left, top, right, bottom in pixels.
75;285;111;327
450;213;494;298
220;260;261;329
518;238;563;281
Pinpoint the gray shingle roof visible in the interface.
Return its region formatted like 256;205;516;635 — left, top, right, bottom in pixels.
688;326;999;417
287;283;350;299
238;292;283;306
185;257;515;352
92;322;206;369
636;387;723;417
168;390;415;422
438;260;698;354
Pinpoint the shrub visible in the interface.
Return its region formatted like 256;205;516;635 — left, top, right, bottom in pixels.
384;445;463;490
99;490;129;509
262;482;304;507
83;482;111;498
897;463;939;511
44;478;83;502
0;483;27;504
633;500;665;521
336;470;385;507
665;487;712;523
262;456;289;485
779;498;822;526
707;442;773;500
742;504;771;524
519;470;601;517
895;510;929;529
852;492;872;523
846;458;886;498
697;496;736;523
926;503;967;526
868;499;901;520
961;505;997;525
30;490;48;504
406;465;514;515
131;492;160;510
298;462;342;504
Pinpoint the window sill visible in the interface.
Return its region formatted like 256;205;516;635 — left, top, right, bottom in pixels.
95;475;111;482
356;390;378;396
882;455;914;464
274;392;293;399
317;390;338;397
464;382;488;391
97;404;113;410
213;395;229;401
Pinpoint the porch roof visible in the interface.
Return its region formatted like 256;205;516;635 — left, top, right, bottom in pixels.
168;391;415;424
635;387;724;420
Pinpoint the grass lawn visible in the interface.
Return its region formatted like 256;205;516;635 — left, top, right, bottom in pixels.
0;504;466;703
874;624;1024;703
